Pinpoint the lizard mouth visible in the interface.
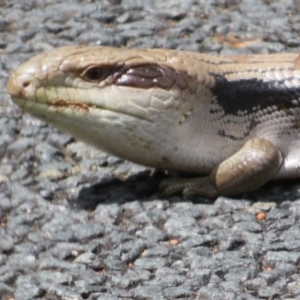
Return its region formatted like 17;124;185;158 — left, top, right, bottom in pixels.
11;95;152;123
7;71;152;123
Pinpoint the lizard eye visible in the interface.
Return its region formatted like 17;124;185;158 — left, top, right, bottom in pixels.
82;67;109;82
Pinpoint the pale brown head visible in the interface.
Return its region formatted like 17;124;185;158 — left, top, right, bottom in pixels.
6;45;203;169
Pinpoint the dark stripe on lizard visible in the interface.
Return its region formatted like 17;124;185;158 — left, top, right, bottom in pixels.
210;73;300;115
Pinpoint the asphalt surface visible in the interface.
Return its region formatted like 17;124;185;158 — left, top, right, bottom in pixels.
1;0;300;299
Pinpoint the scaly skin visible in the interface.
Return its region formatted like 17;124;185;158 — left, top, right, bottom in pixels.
6;45;300;197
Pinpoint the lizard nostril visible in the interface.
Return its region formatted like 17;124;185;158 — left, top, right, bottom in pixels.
23;81;30;88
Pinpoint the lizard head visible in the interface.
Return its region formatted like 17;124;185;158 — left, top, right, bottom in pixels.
6;45;201;167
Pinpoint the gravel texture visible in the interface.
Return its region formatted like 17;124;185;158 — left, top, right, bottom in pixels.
1;0;300;299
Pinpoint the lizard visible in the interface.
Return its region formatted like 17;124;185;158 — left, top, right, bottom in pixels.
6;45;300;198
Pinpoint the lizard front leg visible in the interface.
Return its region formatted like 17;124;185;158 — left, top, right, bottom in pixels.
160;138;283;198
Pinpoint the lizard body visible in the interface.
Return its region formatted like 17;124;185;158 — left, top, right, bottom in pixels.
7;45;300;197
